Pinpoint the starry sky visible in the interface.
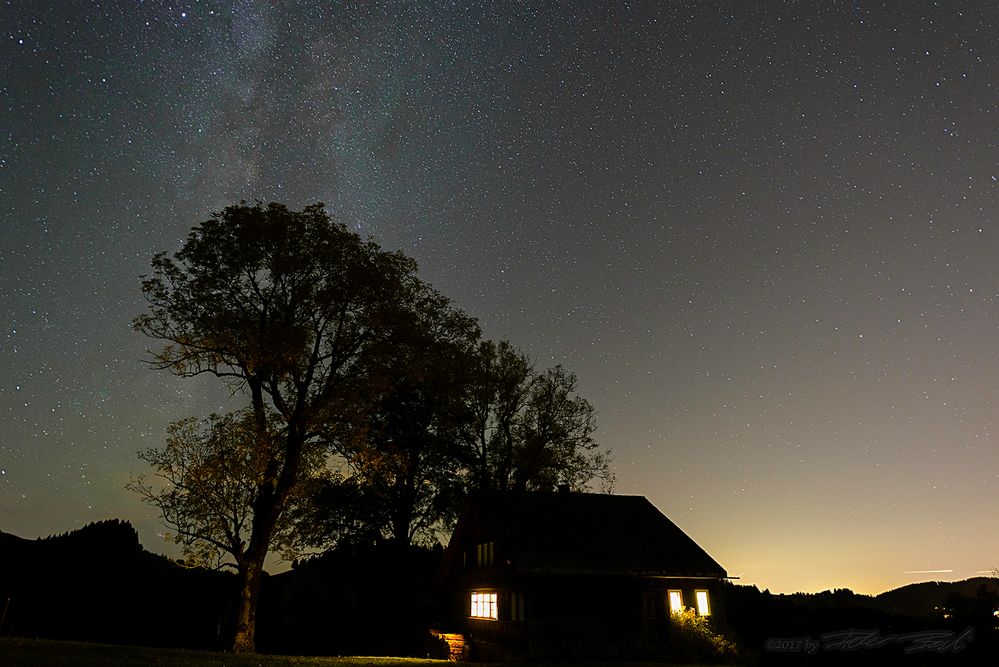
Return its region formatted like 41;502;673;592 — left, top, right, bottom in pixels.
2;1;998;595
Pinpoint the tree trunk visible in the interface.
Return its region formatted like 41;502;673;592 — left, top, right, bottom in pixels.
228;425;305;652
390;470;416;545
230;555;265;652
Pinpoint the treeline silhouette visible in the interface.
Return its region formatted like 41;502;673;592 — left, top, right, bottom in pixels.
3;520;997;664
259;542;441;656
724;580;999;666
0;520;441;655
0;520;230;648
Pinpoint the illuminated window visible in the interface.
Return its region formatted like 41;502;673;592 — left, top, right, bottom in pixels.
470;592;497;620
668;589;684;614
695;590;711;616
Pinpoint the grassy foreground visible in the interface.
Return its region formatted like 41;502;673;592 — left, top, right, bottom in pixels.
0;638;451;667
0;638;734;667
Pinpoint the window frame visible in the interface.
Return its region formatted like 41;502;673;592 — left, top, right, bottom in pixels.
667;589;684;615
475;541;494;567
470;591;498;620
695;589;711;616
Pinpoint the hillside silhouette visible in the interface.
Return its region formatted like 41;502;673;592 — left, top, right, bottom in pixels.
0;521;441;656
876;577;999;618
2;520;997;663
0;520;232;648
724;581;998;666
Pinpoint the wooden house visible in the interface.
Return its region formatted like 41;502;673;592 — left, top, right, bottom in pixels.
434;491;728;660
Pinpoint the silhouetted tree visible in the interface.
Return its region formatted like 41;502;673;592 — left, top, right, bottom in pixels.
463;340;532;492
514;364;612;491
302;337;612;547
290;474;384;548
128;410;328;570
302;281;480;546
134;202;432;652
462;341;614;493
337;288;479;544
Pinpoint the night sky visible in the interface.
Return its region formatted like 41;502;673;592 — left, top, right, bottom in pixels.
2;1;998;595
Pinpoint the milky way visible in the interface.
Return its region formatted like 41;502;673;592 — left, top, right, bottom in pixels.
2;1;997;593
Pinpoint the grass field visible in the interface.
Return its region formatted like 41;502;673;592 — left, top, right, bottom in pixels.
0;638;452;667
0;637;733;666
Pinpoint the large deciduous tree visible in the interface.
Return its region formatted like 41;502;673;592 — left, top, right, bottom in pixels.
133;202;427;652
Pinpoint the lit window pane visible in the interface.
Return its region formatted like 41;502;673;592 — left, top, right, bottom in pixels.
695;590;710;616
668;590;684;614
470;592;497;619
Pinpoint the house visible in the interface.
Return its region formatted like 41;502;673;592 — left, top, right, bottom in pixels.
434;491;729;660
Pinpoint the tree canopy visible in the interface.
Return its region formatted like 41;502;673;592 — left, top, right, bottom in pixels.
127;410;327;570
316;277;481;546
134;201;441;651
461;341;614;494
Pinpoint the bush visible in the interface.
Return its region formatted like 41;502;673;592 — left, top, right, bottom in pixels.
670;609;741;664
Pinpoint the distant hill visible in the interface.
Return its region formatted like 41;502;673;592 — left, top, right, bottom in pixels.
0;529;32;561
1;518;148;570
7;521;994;661
0;520;234;649
0;521;443;656
724;580;999;666
877;577;999;617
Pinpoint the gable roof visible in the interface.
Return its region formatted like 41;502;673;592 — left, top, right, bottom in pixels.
458;492;727;579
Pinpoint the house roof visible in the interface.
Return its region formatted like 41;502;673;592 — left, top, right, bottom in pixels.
460;492;727;578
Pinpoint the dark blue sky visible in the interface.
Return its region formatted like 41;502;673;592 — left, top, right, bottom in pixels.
2;1;997;593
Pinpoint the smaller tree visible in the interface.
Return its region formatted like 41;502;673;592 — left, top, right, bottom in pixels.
128;410;328;570
463;340;533;492
462;342;614;494
514;365;613;492
307;284;481;547
288;473;385;549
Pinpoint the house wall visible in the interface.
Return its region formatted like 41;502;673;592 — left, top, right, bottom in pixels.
522;574;645;659
448;573;728;660
658;576;728;627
